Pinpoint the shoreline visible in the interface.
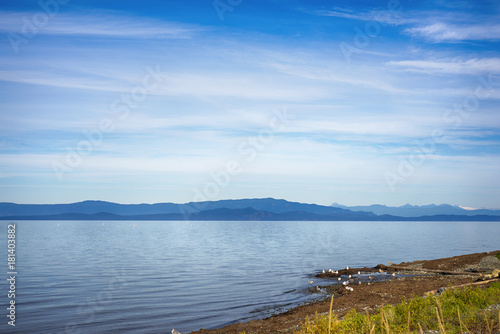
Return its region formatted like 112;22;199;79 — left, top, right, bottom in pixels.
189;250;500;334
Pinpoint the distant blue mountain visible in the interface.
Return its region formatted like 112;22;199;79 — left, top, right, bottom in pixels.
330;203;500;217
1;207;499;221
0;198;498;221
0;198;370;218
178;198;366;216
0;200;180;217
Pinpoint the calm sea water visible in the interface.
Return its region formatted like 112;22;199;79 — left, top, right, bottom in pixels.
0;220;498;333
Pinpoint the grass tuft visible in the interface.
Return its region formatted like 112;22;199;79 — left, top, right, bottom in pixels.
295;283;500;333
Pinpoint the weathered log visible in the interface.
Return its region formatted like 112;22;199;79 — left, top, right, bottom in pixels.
377;264;483;276
424;278;500;296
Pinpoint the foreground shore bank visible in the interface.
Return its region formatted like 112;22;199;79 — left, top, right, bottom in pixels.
189;250;500;334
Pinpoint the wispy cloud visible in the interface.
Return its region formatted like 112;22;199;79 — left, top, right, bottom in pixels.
266;62;406;94
387;58;500;75
405;22;500;42
0;67;330;101
0;10;203;39
309;7;410;25
311;5;500;44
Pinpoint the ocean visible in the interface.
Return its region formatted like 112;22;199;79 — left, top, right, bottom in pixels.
1;220;498;333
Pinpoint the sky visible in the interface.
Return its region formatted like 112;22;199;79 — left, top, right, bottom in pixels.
0;0;499;208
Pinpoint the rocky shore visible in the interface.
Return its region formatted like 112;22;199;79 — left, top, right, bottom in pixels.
189;250;500;334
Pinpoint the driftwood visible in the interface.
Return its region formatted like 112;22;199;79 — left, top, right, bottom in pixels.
424;278;500;296
377;264;484;276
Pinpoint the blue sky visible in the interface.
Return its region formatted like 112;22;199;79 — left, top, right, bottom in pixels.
1;0;500;208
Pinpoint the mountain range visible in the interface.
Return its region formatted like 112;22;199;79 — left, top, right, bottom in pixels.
330;203;500;217
0;198;499;221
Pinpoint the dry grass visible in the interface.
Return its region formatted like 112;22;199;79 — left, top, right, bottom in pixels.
296;282;500;333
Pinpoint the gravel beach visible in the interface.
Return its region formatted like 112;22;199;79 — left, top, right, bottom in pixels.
189;250;500;334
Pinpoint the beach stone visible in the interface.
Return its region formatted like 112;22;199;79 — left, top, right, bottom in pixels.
486;303;500;311
478;256;500;271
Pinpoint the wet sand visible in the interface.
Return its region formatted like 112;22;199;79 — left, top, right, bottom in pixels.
189;250;500;334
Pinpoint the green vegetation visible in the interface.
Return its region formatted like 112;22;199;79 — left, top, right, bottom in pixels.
496;253;500;261
296;283;500;333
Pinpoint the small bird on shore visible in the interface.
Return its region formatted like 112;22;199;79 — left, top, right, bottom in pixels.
357;271;361;275
328;269;333;273
348;274;352;278
335;270;339;274
392;273;396;277
308;280;314;284
343;281;349;285
346;266;350;270
338;277;341;281
172;329;180;334
322;269;326;274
